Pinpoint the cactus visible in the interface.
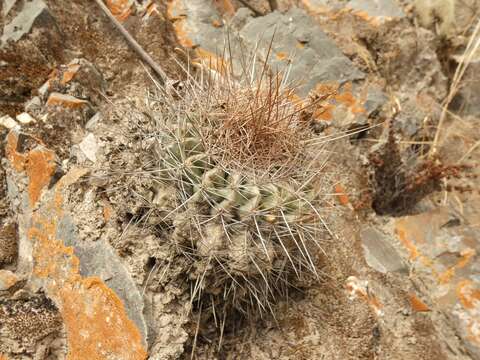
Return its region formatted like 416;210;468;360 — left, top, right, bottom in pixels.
153;114;322;315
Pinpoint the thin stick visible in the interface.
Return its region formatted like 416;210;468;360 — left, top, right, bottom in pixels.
237;0;265;16
93;0;169;84
430;19;480;157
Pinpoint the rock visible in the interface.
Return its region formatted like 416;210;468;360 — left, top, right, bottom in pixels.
38;81;50;99
0;115;18;130
0;270;20;291
24;96;42;114
106;0;134;22
239;8;365;97
395;208;480;356
43;59;106;105
0;0;48;47
363;85;388;116
230;7;254;30
348;0;405;19
2;0;17;16
85;112;102;131
69;238;148;342
5;130;148;358
46;93;90;109
450;60;480;116
360;227;407;274
78;133;98;163
15;112;35;125
167;0;228;56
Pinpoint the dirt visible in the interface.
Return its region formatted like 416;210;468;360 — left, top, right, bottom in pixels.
1;0;480;359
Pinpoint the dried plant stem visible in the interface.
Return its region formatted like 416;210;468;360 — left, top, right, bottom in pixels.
430;19;480;157
93;0;169;84
237;0;265;16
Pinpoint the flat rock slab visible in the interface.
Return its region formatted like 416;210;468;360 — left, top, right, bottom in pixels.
239;8;365;97
302;0;405;18
167;1;375;122
1;0;49;47
360;227;406;274
395;208;480;358
348;0;405;18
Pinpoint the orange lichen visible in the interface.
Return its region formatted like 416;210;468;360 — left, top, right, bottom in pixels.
103;204;113;221
172;18;194;48
106;0;132;22
300;0;329;15
25;148;56;207
395;225;421;261
167;1;194;48
0;270;19;290
6;131;54;206
194;47;229;75
213;0;235;17
394;212;479;295
313;105;334;121
334;83;365;114
345;276;383;316
46;93;89;109
276;52;288;61
6;132;147;359
334;184;350;206
455;280;480;346
457;280;480;310
409;293;431;312
5;131;26;171
60;278;147;360
0;354;10;360
61;64;81;85
438;249;476;284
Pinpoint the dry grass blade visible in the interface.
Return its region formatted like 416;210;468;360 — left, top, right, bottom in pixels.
431;19;480;156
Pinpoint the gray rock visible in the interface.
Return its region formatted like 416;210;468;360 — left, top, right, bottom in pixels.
79;133;98;162
360;227;407;274
0;115;18;130
85;112;102;131
364;85;388;116
169;0;226;55
58;216;148;344
24;96;42;114
230;7;254;31
2;0;17;16
1;0;49;47
239;8;365;96
348;0;405;18
451;61;480;116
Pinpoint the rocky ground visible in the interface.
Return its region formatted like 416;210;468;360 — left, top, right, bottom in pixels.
1;0;480;359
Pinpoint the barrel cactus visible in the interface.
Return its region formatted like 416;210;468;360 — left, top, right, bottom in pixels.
147;88;325;316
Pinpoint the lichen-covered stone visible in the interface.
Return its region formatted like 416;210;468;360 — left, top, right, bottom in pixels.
5;129;148;359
